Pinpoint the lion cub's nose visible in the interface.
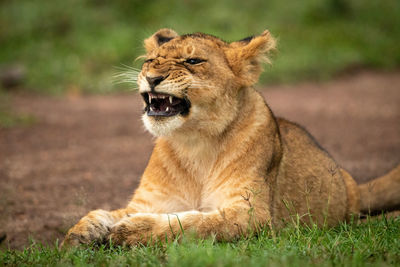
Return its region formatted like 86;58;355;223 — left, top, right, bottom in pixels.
146;76;165;90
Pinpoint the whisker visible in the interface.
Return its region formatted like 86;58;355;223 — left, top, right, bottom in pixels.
112;72;139;80
112;76;138;81
114;63;142;72
112;63;140;87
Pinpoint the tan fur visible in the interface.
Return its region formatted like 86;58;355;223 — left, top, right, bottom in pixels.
62;29;400;247
358;165;400;214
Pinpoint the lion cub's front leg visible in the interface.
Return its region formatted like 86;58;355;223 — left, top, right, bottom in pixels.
108;205;268;246
108;213;163;246
62;209;128;247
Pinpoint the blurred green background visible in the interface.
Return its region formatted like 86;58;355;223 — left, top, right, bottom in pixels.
0;0;399;95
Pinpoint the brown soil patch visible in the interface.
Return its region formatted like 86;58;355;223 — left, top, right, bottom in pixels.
0;71;399;249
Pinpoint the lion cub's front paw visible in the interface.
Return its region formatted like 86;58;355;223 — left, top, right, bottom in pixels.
108;214;157;246
61;209;115;248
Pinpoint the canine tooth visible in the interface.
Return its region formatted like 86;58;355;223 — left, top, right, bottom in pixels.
149;94;152;103
169;96;173;104
150;107;154;111
166;107;170;112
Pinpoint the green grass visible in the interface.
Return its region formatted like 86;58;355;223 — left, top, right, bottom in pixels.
0;0;399;94
2;216;400;266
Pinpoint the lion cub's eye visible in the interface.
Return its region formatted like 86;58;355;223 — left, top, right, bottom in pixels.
185;58;205;65
145;59;154;63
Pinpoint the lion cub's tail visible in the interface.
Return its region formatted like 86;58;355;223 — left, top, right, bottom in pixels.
358;164;400;214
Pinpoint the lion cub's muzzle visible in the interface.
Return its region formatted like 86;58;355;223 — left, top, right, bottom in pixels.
141;92;191;117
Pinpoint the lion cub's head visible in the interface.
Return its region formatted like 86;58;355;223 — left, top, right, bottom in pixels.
138;29;275;137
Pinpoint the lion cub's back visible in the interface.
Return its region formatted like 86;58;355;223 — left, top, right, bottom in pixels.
271;118;348;227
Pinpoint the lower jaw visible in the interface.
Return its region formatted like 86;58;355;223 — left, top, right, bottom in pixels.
149;115;177;121
142;113;184;137
144;107;190;117
146;111;180;117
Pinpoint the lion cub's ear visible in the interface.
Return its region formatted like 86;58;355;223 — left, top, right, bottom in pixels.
144;29;179;54
225;30;276;86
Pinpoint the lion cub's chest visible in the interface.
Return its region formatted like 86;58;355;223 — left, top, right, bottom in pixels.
168;160;223;212
160;187;221;213
159;138;226;212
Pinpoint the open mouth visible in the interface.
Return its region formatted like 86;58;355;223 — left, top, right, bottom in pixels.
141;92;191;117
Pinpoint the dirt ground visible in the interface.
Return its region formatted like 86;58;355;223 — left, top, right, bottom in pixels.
0;71;399;249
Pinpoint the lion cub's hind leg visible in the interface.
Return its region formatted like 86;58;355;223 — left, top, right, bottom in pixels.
340;169;361;219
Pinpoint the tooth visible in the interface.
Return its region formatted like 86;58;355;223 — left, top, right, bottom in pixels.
166;107;170;112
150;107;154;111
169;96;173;104
149;94;152;103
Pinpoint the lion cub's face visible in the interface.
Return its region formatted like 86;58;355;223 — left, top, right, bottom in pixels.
138;29;275;137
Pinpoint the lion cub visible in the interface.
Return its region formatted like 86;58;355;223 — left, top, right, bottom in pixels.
63;29;400;246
